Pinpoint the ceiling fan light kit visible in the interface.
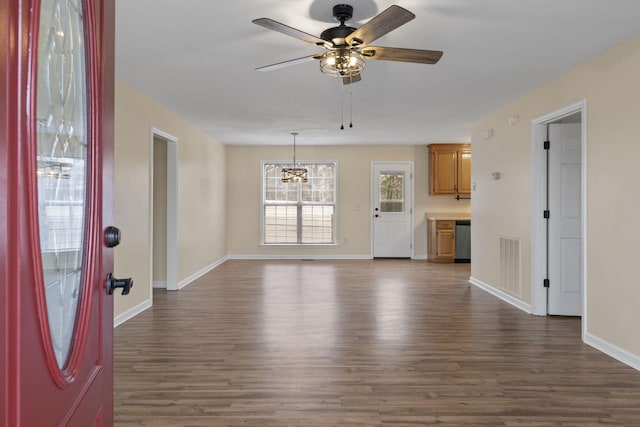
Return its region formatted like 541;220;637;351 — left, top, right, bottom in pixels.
319;49;365;78
252;3;443;85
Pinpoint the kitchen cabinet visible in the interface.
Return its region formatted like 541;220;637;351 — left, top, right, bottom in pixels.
427;219;456;262
428;144;471;196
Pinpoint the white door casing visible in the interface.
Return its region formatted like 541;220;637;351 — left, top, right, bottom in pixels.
150;128;178;292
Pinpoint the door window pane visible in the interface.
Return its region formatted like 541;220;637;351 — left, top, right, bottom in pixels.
379;172;404;213
36;0;89;369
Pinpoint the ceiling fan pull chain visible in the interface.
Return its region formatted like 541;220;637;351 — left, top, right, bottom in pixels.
340;78;345;130
349;90;353;128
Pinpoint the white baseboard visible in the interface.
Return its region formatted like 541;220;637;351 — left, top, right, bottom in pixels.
226;254;372;260
177;256;228;290
114;298;152;328
469;278;640;373
152;280;166;289
226;255;428;260
584;332;640;372
469;276;532;314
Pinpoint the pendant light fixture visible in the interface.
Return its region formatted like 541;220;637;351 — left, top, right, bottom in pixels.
281;132;307;183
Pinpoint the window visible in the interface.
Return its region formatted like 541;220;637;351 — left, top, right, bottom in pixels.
262;161;337;245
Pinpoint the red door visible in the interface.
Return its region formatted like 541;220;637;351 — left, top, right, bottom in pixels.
1;0;116;425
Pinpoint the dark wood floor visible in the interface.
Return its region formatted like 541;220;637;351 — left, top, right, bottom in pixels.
114;260;640;426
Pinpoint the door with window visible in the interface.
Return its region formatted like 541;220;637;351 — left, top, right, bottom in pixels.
1;0;116;425
372;162;413;258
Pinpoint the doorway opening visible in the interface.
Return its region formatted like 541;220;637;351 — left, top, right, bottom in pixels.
531;101;586;331
151;129;178;291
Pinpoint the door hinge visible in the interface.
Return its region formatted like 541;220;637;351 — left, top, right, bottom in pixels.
543;210;550;219
544;140;550;150
543;278;550;288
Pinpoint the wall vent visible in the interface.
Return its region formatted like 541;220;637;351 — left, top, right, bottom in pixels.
499;235;522;298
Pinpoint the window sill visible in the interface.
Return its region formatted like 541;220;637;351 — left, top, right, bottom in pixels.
261;243;338;248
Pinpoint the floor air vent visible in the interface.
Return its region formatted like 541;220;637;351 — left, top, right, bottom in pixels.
499;235;521;297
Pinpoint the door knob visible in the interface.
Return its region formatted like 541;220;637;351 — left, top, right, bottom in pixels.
104;226;121;248
106;273;133;295
375;214;379;218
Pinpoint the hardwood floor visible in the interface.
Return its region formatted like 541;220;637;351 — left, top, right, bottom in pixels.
114;260;640;426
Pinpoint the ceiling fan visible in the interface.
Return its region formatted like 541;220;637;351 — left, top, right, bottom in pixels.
252;4;443;85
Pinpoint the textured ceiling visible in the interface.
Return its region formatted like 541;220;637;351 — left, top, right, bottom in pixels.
115;0;640;146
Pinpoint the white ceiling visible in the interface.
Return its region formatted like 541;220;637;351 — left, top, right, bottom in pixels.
115;0;640;146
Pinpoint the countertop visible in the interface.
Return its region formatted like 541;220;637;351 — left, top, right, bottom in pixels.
425;212;471;221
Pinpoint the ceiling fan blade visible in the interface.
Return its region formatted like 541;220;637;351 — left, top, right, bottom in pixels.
346;5;415;46
342;74;362;85
252;18;329;47
362;46;443;64
255;54;321;72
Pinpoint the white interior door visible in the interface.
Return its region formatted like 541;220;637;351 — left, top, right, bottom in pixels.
372;163;413;258
548;123;582;315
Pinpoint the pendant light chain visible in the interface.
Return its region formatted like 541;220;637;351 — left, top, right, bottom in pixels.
292;132;298;165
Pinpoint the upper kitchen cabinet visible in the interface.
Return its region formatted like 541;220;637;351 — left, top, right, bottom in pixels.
428;144;471;196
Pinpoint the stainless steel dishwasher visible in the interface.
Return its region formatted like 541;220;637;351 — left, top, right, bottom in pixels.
455;220;471;262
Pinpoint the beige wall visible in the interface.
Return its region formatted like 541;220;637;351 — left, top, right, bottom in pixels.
471;34;640;358
114;81;227;320
226;145;470;258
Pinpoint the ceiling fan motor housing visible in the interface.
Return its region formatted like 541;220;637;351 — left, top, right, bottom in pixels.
320;25;356;45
